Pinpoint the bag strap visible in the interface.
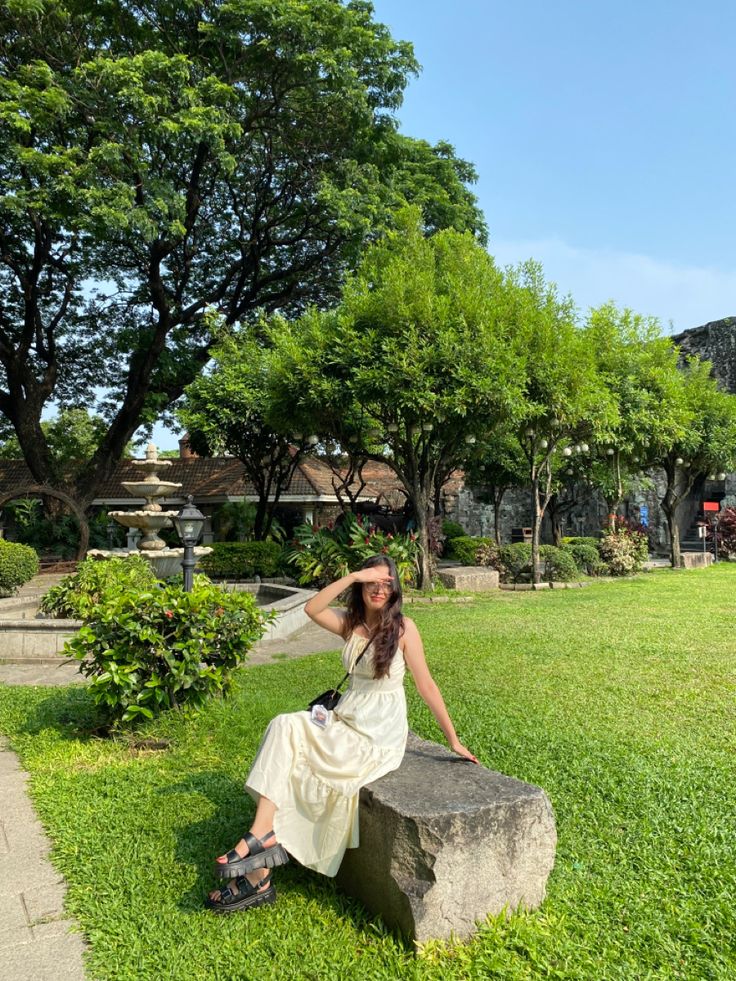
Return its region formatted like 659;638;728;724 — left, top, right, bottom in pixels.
332;640;369;694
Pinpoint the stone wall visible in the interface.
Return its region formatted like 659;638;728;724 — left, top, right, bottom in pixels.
672;317;736;393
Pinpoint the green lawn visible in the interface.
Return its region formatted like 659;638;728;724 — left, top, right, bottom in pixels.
1;566;735;980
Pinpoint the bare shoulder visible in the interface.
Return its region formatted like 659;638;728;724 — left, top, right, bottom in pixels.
401;615;418;634
399;615;422;651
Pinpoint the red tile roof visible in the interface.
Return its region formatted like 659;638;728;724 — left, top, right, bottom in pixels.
0;455;412;505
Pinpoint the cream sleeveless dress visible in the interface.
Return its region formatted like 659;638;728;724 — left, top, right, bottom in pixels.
245;631;408;876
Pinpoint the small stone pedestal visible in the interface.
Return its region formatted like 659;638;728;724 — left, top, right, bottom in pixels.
336;733;556;943
436;566;500;591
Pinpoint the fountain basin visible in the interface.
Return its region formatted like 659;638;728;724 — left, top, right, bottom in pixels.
120;481;183;505
88;546;212;578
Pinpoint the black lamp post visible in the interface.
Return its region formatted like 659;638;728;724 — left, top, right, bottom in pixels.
106;518;117;550
173;495;205;592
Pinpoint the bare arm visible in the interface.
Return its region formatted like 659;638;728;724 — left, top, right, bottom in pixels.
402;618;479;763
303;565;395;637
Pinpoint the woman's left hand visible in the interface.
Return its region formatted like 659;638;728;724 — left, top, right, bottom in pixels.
450;741;479;764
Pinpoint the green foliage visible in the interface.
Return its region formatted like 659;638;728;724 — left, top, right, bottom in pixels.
212;501;257;542
599;526;648;576
270;211;525;586
498;543;533;582
0;0;484;504
285;515;418;587
65;578;269;725
179;334;300;540
0;539;39;595
539;544;579;582
199;542;283;580
441;519;465;543
40;555;158;619
0;409;111;468
475;539;501;569
561;541;607;576
446;535;492;565
3;497;80;558
562;536;601;548
5;571;736;977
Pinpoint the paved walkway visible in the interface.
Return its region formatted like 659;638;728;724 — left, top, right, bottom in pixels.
0;620;340;979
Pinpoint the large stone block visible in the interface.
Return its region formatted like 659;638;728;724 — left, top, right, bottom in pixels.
336;733;556;943
679;552;714;569
436;566;499;591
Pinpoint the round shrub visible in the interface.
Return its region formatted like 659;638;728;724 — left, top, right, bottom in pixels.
0;539;39;596
498;543;533;582
475;539;501;570
599;530;647;576
561;541;607;576
441;519;466;544
539;545;579;582
199;541;283;580
40;555;157;619
446;536;492;565
65;577;270;725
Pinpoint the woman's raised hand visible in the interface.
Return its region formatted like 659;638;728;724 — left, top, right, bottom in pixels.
351;566;394;587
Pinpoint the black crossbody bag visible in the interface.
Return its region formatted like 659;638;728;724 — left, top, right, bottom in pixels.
307;644;368;712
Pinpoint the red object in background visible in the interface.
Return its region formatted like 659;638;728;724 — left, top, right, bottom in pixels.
703;501;720;512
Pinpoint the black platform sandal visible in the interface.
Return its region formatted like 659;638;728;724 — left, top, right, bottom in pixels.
205;871;276;914
213;830;289;879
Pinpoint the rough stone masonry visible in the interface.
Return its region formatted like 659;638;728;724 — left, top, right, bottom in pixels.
337;733;557;943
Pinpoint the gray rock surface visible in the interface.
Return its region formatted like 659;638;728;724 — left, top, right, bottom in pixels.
337;733;556;943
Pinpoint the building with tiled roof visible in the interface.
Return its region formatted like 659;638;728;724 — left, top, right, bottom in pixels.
0;450;415;542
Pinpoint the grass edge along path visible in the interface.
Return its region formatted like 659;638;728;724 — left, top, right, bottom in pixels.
0;566;735;979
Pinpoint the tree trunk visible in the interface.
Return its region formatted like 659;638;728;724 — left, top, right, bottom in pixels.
531;476;542;583
493;486;506;546
413;488;433;589
664;507;681;568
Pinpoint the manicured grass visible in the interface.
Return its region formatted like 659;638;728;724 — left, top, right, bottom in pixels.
1;566;735;979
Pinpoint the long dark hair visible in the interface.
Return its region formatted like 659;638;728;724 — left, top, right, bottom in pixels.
344;555;404;679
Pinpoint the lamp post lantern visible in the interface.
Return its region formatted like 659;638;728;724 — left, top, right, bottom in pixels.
173;495;205;592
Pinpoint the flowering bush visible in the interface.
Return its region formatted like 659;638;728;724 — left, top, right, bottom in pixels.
715;507;736;557
64;577;270;725
285;514;419;587
599;518;648;576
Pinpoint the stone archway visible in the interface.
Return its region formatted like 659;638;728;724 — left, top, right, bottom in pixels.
0;485;89;560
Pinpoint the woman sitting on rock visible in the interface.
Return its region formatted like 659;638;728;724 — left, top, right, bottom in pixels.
206;553;477;913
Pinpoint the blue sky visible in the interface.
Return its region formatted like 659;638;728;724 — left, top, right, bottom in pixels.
371;0;736;333
153;1;735;449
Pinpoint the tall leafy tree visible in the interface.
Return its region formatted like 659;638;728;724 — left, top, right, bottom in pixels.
269;212;525;587
582;303;685;528
654;358;736;567
178;332;305;540
0;0;484;513
501;264;616;582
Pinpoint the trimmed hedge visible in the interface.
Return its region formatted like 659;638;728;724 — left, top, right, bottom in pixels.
561;541;607;576
539;545;579;582
199;541;283;579
0;539;40;596
446;535;493;565
441;519;466;543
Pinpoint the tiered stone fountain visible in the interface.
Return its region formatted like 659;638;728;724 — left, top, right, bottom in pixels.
89;444;211;578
